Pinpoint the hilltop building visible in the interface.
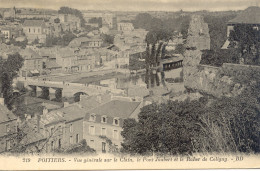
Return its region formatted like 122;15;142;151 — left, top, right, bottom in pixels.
22;20;49;44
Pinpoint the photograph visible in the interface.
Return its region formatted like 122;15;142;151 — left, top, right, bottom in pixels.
0;0;259;170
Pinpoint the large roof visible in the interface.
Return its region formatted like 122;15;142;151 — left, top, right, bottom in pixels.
228;6;260;24
0;103;17;123
87;100;140;119
57;105;86;122
23;20;45;27
20;48;42;59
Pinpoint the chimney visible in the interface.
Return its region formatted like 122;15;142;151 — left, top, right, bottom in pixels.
42;107;48;115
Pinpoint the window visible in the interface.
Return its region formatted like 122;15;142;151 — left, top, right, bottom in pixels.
76;134;79;143
38;28;40;33
69;124;73;133
89;114;96;122
6;124;10;133
34;28;35;33
113;130;119;140
58;139;62;148
101;128;106;136
69;136;73;144
113;118;119;126
102;142;106;153
29;28;30;33
51;141;54;151
89;126;95;135
101;116;107;123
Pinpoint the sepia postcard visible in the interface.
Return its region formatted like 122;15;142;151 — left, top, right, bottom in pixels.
0;0;259;170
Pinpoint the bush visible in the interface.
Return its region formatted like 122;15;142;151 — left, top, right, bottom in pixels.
200;49;240;67
121;82;260;154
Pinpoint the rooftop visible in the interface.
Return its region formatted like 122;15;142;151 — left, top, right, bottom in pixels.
20;48;42;59
87;100;141;119
0;103;17;123
56;105;86;122
40;111;65;126
45;60;61;69
228;6;260;24
23;20;45;27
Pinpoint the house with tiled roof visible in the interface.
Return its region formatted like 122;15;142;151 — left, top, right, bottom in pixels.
22;20;49;44
52;104;86;148
0;96;17;153
227;6;260;37
68;36;103;48
83;99;143;153
19;48;43;77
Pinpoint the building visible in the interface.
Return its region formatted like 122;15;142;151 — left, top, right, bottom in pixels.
0;96;17;153
53;104;86;148
83;99;142;153
227;6;260;37
3;7;16;19
117;22;134;31
68;36;103;48
56;14;81;32
55;48;78;72
22;20;48;44
19;48;44;77
0;25;23;41
40;109;65;152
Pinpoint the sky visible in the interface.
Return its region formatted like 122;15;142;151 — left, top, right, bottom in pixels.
0;0;260;11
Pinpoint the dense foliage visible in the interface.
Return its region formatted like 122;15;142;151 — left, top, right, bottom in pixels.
200;49;240;67
133;13;190;44
229;24;260;65
129;52;146;71
89;17;102;27
101;34;114;45
0;53;24;109
58;6;85;27
45;32;76;47
204;14;236;50
121;82;260;154
55;139;96;154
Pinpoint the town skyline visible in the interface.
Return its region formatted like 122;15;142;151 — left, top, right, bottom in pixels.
0;0;260;12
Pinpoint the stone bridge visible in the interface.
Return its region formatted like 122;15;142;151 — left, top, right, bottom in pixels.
15;77;125;100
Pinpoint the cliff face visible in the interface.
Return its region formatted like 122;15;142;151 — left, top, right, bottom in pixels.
183;15;245;97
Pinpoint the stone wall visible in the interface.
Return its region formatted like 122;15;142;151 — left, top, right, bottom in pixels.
183;15;245;97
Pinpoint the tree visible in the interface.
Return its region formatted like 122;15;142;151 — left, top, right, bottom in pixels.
0;53;24;110
121;98;207;155
229;24;260;65
55;139;95;154
204;14;236;50
132;13;153;30
89;17;102;27
121;81;260;154
54;18;60;23
145;42;165;88
101;34;114;45
58;6;85;27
